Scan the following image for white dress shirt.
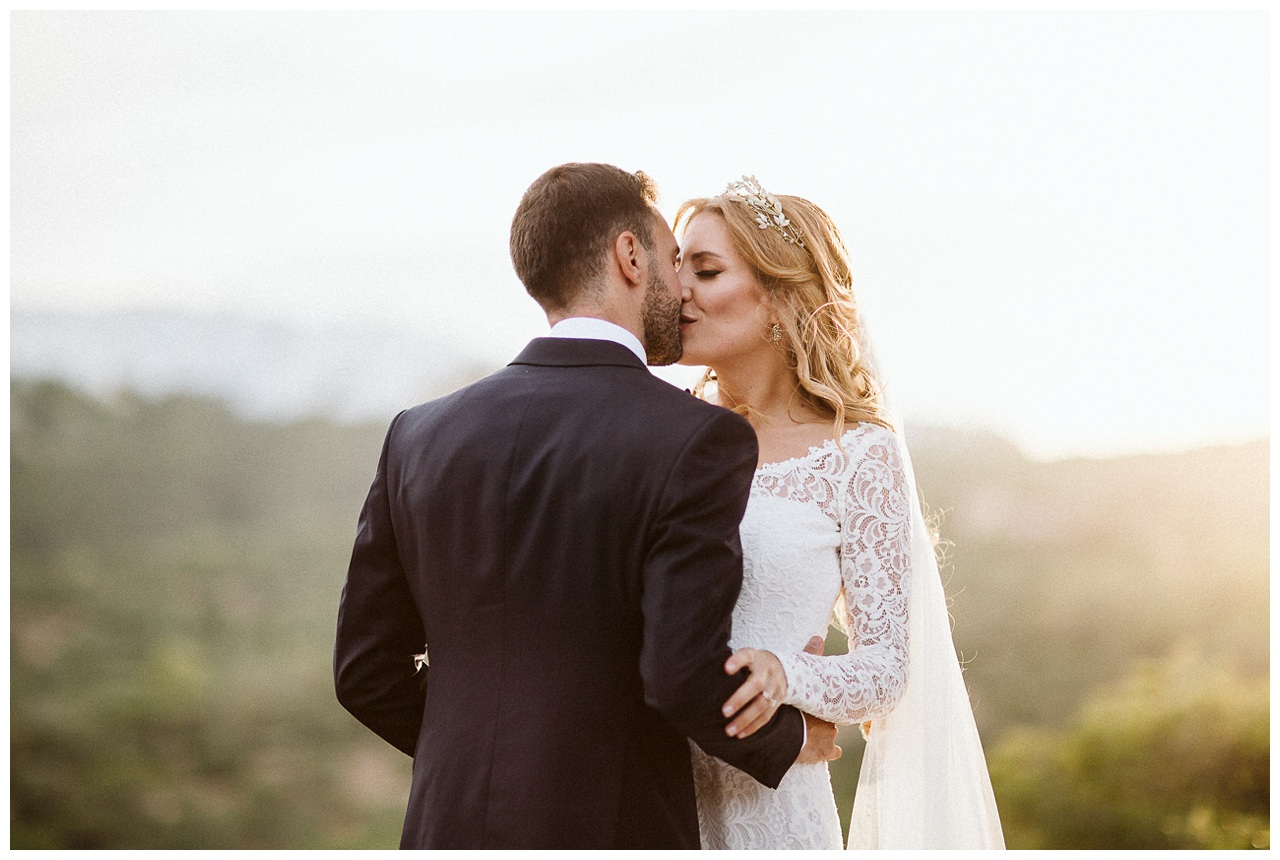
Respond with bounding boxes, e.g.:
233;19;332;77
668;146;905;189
548;317;647;365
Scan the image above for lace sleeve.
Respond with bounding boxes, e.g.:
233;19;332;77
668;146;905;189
774;428;912;725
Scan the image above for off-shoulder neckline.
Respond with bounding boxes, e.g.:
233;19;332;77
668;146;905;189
754;423;889;474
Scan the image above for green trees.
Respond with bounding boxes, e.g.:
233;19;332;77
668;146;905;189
10;380;411;848
989;654;1269;849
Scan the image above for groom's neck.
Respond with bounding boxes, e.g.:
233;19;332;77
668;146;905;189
547;298;643;345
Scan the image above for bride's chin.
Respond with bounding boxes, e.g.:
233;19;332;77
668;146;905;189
676;341;707;368
678;347;724;368
676;351;713;368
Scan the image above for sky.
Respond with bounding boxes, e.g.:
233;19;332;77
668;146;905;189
10;11;1270;460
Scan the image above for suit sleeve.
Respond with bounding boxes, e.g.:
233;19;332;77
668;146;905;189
334;411;427;756
639;409;804;788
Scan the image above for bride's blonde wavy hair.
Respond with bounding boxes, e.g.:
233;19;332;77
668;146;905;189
674;192;891;438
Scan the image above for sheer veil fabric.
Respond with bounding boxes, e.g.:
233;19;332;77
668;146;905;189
846;325;1005;849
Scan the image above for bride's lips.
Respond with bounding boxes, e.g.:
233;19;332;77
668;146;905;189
679;313;697;331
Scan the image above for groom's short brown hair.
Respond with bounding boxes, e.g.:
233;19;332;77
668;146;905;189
510;163;659;312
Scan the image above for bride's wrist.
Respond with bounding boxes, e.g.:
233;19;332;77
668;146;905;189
773;651;804;706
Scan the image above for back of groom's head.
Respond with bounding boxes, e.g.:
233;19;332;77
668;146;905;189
510;162;659;313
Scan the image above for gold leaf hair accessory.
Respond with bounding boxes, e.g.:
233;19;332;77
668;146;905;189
723;175;807;250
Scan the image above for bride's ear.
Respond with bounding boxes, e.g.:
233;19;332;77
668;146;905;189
611;231;644;288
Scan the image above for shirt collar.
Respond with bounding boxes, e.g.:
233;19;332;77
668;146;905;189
547;317;647;366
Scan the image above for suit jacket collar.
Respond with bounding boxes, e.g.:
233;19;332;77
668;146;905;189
509;337;648;370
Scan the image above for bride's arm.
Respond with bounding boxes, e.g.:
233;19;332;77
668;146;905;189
773;427;912;726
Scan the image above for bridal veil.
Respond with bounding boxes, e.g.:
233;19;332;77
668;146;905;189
846;328;1005;849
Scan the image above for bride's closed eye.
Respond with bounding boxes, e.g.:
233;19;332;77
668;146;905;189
694;269;722;279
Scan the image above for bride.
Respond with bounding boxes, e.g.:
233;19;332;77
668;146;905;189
675;177;1005;849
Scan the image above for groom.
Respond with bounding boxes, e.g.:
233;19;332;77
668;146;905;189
335;163;819;849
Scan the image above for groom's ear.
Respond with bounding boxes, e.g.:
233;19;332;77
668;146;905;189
611;230;644;288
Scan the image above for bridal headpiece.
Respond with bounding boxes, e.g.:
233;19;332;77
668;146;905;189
723;175;807;250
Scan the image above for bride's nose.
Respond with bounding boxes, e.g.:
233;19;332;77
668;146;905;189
678;270;694;300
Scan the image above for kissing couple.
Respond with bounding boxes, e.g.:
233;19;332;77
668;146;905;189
335;163;1004;849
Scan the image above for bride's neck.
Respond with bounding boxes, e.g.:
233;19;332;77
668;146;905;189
711;356;818;428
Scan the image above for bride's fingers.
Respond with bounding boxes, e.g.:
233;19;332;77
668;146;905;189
727;694;775;738
721;670;762;721
721;648;762;718
722;648;786;728
724;647;758;676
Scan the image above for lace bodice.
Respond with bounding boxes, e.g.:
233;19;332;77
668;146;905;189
692;422;913;849
757;423;913;725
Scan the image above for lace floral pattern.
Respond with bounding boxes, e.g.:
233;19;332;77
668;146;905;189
771;425;912;725
692;423;912;849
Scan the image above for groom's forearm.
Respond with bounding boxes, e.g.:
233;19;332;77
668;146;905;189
333;649;425;756
334;577;427;757
334;553;428;756
693;700;805;789
640;653;803;787
334;412;427;757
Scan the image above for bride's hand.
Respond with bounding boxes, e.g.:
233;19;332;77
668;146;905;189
721;635;825;738
721;648;788;739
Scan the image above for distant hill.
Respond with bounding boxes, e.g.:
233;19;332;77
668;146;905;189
909;430;1269;735
10;308;494;422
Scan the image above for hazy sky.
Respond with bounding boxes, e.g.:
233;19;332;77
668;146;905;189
10;11;1269;459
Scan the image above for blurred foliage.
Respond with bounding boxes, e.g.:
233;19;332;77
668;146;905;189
989;653;1269;849
11;380;409;848
9;379;1269;848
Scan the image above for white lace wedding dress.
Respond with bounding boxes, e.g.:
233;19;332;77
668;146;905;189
691;423;912;849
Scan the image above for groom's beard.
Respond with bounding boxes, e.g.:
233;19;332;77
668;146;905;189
641;267;682;366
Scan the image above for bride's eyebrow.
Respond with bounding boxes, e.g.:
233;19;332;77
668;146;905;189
687;251;725;265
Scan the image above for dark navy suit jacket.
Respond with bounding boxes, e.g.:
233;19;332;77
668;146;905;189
334;337;804;849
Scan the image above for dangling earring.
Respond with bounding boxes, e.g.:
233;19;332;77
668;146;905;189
770;323;782;345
